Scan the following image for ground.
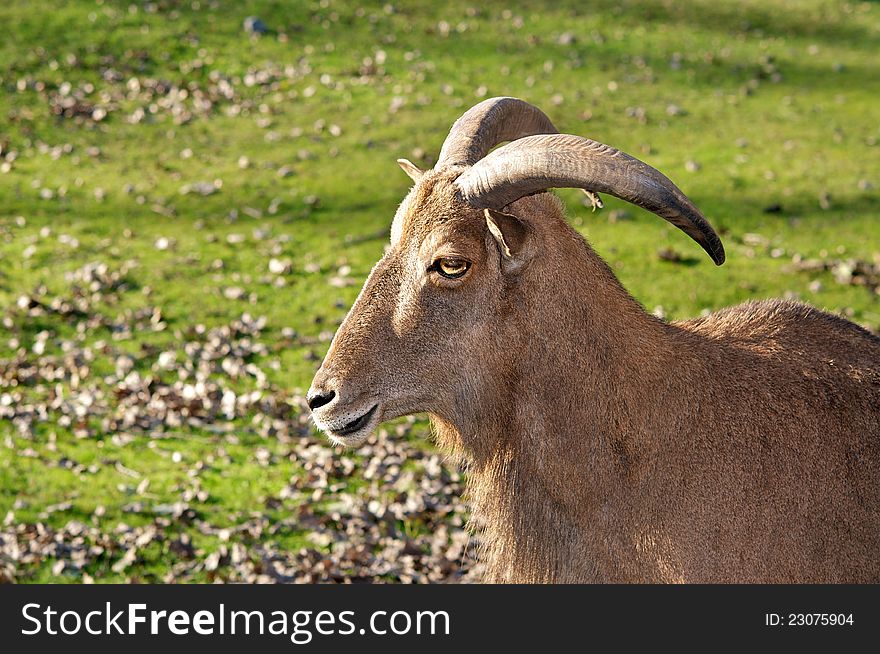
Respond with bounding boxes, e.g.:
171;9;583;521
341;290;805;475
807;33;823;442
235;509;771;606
0;0;877;582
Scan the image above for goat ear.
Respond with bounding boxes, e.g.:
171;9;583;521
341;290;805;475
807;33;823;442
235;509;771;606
396;158;424;183
484;208;534;273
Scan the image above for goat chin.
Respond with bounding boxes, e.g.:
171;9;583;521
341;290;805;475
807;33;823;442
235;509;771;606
326;431;373;448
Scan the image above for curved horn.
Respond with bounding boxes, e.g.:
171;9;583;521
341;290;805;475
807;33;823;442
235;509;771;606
436;97;559;169
455;133;725;265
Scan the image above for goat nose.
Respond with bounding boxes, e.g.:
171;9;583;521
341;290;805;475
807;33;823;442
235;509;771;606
307;389;336;411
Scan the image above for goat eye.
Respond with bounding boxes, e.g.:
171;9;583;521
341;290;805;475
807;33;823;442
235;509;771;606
435;258;470;279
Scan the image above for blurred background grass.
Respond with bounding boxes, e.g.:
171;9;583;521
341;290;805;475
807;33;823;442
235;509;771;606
0;0;877;582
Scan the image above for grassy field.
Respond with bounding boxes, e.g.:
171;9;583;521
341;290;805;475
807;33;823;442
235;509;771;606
0;0;878;582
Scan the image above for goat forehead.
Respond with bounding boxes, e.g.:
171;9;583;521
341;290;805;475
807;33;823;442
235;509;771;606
393;171;477;243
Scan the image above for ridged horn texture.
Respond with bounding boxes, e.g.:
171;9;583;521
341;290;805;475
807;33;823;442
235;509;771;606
436;97;559;169
455;132;726;265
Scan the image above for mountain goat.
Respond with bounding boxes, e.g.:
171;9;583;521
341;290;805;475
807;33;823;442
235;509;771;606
308;97;880;583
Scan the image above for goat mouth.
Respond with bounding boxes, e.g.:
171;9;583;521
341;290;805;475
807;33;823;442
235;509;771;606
330;404;378;438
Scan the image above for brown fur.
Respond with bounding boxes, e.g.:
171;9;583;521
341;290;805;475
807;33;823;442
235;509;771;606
310;169;880;583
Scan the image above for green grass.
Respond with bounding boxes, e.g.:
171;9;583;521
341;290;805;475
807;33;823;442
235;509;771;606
0;0;878;582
